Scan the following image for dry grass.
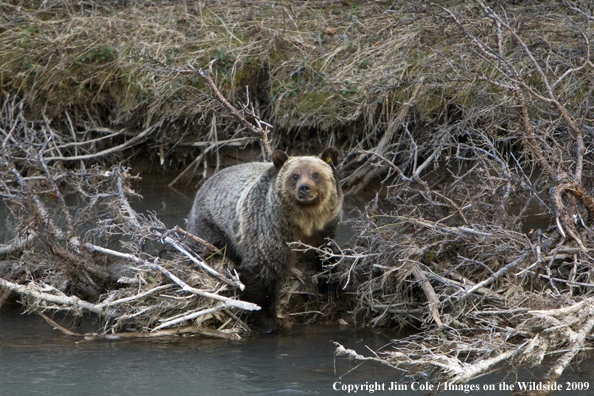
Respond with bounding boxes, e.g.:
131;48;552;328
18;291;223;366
1;1;588;148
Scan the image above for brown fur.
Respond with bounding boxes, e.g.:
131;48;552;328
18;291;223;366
187;147;343;332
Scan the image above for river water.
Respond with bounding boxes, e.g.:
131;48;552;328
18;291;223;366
0;302;397;396
0;173;592;395
1;300;592;396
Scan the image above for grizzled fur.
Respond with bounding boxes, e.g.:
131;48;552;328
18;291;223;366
187;147;343;333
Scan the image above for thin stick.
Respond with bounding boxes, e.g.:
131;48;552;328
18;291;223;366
196;68;272;161
43;121;162;162
457;252;530;300
152;302;226;331
161;235;244;290
411;263;443;327
170;226;220;255
38;312;84;337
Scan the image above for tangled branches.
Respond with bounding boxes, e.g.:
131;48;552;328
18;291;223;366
330;1;594;392
0;101;257;339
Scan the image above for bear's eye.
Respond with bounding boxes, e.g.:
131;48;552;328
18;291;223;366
292;174;299;181
312;172;319;179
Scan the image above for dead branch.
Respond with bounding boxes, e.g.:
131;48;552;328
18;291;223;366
411;263;443;327
38;136;82;251
169;226;220;256
84;243;258;311
0;232;36;256
145;57;273;162
43;121;163;162
197;67;273;161
38;312;85;337
448;340;533;385
160;234;244;290
0;277;103;315
342;83;426;195
152;302;226;331
457;252;530;300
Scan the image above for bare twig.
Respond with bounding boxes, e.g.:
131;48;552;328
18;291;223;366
43;122;162;162
160;235;244;290
457;252;530;300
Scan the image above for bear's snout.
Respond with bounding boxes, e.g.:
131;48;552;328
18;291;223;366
298;183;312;197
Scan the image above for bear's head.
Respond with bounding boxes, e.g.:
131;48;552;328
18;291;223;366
271;147;343;236
272;147;341;206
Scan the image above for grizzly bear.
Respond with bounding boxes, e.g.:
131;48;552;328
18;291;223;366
187;147;343;333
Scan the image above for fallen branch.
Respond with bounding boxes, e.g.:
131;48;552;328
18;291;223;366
43;121;162;162
411;263;443;327
0;231;36;255
161;234;244;290
0;277;103;315
84;243;259;311
147;262;257;311
448;340;532;384
146;57;273;161
456;252;530;300
169;226;220;256
334;343;400;369
152;302;226;331
196;67;273;161
38;312;84;337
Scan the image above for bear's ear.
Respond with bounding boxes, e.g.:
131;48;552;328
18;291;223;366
272;150;289;170
320;147;340;167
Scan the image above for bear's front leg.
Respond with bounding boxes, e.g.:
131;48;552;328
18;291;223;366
237;257;286;333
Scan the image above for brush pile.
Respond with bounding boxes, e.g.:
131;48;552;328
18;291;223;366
0;99;259;339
